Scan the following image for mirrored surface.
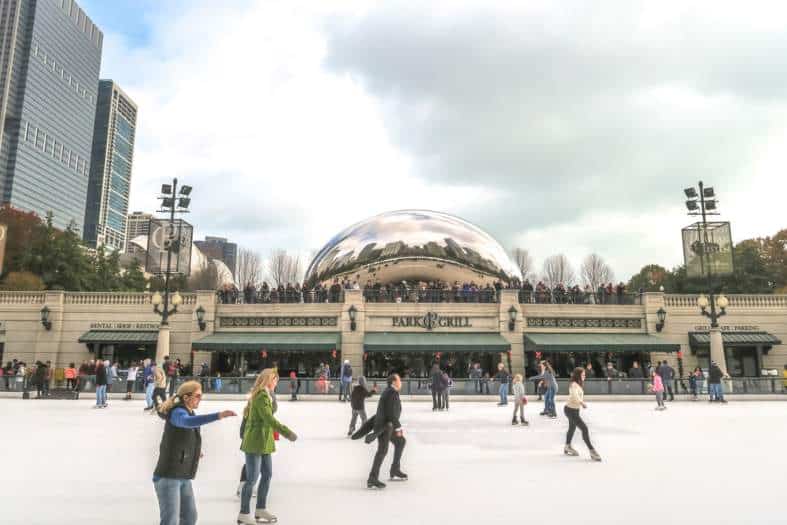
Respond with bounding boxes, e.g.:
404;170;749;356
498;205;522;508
305;210;522;286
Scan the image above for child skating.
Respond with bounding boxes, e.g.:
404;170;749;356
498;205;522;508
511;374;529;426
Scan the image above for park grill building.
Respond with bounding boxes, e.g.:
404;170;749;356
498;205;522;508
0;211;784;384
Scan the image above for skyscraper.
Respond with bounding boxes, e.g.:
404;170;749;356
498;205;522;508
125;210;152;257
84;80;136;251
0;0;102;232
194;236;238;278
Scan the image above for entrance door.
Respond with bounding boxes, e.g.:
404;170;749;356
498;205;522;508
725;347;758;377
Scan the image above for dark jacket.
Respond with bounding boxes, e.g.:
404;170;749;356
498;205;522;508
430;368;443;390
373;386;402;435
351;384;375;410
154;407;202;479
708;365;723;384
495;369;510;384
628;367;644;378
95;364;107;386
34;364;47;385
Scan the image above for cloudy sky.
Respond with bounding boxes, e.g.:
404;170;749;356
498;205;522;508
81;0;787;281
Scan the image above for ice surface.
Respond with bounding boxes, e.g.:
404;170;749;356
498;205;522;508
2;398;785;524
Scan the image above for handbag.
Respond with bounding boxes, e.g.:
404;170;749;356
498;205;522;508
274;431;280;441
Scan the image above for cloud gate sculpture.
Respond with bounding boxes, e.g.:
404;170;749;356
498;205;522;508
304;210;522;287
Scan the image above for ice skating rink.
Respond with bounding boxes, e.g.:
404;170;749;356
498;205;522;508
2;398;785;524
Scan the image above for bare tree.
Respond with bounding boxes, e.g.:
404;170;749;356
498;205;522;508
236;247;263;287
541;254;576;287
266;249;303;287
510;248;536;281
580;253;615;291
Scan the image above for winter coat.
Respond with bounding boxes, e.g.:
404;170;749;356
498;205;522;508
512;382;525;399
350;384;375;410
469;367;482;380
34;365;47;386
495;369;510;384
154;367;167;388
652;375;664;393
95;365;107;386
341;364;353;383
708;365;723;384
241;390;293;455
430;368;443;390
628;367;644;378
373;386;402;435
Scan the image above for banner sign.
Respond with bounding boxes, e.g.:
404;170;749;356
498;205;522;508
145;218;193;276
682;221;734;278
0;224;7;276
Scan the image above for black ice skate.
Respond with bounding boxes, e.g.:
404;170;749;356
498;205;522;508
512;417;519;425
389;469;408;481
367;478;387;489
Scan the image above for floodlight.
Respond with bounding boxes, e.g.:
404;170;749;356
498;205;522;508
161;184;172;195
685;200;699;211
684;188;698;199
705;200;717;210
179;185;192;196
703;187;715;198
161;197;174;208
178;197;191;209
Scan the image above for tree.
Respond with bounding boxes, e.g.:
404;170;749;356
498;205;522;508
236;247;262;287
580;253;614;290
627;264;669;292
510;248;536;281
541;254;576;287
120;262;147;291
0;204;43;276
1;271;45;290
266;249;302;286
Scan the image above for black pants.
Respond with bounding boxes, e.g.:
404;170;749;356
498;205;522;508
432;389;442;409
66;378;76;390
168;377;176;396
153;387;167;408
564;406;594;450
441;390;449;410
369;425;406;481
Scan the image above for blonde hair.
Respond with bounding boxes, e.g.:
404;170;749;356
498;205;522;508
244;368;278;418
513;373;523;383
158;380;202;416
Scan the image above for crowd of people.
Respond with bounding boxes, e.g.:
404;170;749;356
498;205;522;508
218;279;346;304
363;280;500;303
517;280;635;304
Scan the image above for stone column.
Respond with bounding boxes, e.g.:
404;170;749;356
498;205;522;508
709;327;726;374
155;325;170;365
499;290;524;375
341;289;364;379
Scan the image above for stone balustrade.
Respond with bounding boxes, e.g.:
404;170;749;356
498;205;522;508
0;292;46;304
63;292;197;305
664;294;787;309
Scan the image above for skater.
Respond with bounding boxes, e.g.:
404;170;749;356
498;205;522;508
153;363;168;411
495;363;510;406
649;369;666;410
33;361;47;398
340;360;353;401
532;361;558;418
440;370;451;411
153;381;236;525
126;361;139;400
365;373;407;489
289;371;299;401
708;361;728;403
563;367;601;461
348;376;377;436
238;369;297;525
688;367;701;400
65;363;77;391
143;359;155;410
430;363;444;410
658;360;675;401
469;363;483;393
94;360;108;408
238;374;281;498
511;374;529;425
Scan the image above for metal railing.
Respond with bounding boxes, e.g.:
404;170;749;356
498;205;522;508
517;290;641;305
218;289;345;305
363;288;499;303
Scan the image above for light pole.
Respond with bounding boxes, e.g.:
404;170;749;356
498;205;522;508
684;181;728;373
152;178;192;365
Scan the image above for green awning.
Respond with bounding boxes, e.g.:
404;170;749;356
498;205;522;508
78;330;158;344
689;332;781;348
192;332;340;351
364;332;510;353
524;333;680;353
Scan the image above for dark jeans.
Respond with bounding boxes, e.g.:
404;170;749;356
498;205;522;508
664;381;674;401
432;388;442;409
241;453;272;514
153;387;167;408
441;390;449;410
369;424;406;481
564;406;594;450
168;377;176;396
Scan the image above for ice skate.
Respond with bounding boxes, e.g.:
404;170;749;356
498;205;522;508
564;444;579;456
520;420;529;426
589;449;602;462
512;417;518;425
389;468;408;481
367;478;386;489
255;509;278;523
237;512;256;525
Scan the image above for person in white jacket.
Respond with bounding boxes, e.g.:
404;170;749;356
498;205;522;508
564;367;601;461
511;374;529;426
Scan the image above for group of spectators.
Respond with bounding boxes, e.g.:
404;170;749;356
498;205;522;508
218;280;345;304
1;360;52;396
517;280;634;304
363;279;500;303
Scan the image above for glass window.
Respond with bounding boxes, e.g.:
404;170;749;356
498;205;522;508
61;148;69;165
108;191;127;211
69;153;77;169
45;136;53;154
35;129;44;149
115;116;134;141
110;172;130;196
26;125;34;142
112;152;131;175
113;135;132;158
54;141;62;158
107;210;125;231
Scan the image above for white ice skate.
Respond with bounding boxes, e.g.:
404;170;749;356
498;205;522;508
255;509;278;523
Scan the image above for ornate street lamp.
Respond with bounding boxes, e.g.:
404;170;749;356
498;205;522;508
195;305;207;331
40;306;52;330
508;305;518;331
348;305;357;331
655;307;667;332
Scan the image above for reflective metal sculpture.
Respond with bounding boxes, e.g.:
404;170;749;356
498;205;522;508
305;210;522;286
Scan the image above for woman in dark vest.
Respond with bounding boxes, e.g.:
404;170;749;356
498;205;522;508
154;380;236;525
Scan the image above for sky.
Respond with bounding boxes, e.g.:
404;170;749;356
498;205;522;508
80;0;787;282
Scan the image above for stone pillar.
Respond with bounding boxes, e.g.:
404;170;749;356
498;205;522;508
499;290;524;375
155;325;170;365
36;291;64;367
341;289;364;379
709;327;726;375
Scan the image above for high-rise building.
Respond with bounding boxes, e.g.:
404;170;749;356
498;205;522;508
125;210;151;256
194;236;237;278
83;80;136;251
0;0;102;232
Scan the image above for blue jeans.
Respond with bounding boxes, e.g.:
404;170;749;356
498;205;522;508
544;388;556;414
153;477;196;525
499;383;508;404
241;453;272;514
146;383;155;408
709;383;724;400
96;385;107;406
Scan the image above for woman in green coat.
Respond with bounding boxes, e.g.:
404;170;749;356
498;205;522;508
238;369;297;525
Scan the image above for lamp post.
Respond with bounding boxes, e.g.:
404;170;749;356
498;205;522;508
348;305;357;331
508;305;518;331
655;307;666;332
684;181;728;373
152;178;192;365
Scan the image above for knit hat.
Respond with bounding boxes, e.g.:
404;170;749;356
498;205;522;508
358;376;367;389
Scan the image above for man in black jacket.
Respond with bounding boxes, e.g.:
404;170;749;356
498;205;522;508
367;374;407;489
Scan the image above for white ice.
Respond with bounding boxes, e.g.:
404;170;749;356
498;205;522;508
2;397;785;525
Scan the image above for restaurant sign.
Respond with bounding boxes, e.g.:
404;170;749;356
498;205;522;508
392;312;472;330
89;322;161;330
693;325;760;332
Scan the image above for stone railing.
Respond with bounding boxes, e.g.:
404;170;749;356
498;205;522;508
64;292;197;305
0;292;46;304
665;294;787;309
